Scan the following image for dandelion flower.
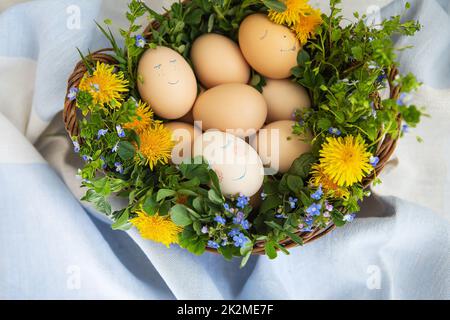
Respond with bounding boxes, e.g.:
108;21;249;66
79;62;128;107
292;8;322;44
123;101;154;133
268;0;311;26
318;135;373;187
138;123;174;170
310;163;350;199
130;211;182;247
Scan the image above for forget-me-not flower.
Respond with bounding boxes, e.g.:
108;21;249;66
370;156;380;167
72;140;80;153
306;203;321;216
214;215;226;225
311;185;323;200
67;87;78;101
236;194;250;209
328;127;342;136
207;240;220;249
97;129;108;139
114;162;124;174
135;35;146;48
116;125;125;138
288;197;298;209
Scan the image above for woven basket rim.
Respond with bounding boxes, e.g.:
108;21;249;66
63;6;402;256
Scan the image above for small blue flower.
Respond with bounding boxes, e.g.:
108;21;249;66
328;127;342;136
304;216;314;226
214;215;226;225
306;203;321;216
275;214;287;219
228;228;240;237
82;155;92;162
221;240;228;246
233;233;249;248
370;156;380;167
301;226;313;232
260;192;267;200
201;226;209;234
67;87;78;101
112;141;119;153
402;124;409;134
72;140;80;153
97;129;108;139
241;219;250;230
376;73;386;83
396;92;409;106
135;35;146;48
223;203;233;213
207;240;220;249
343;213;356;222
232;211;244;224
236;194;250;209
116;125;125;138
114;162;124;174
288;197;298;209
311;185;323;200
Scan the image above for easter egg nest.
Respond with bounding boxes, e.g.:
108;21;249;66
63;0;424;265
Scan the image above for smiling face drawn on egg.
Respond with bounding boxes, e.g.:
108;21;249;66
239;13;301;79
152;58;181;86
258;29;298;54
137;46;197;119
193;131;264;197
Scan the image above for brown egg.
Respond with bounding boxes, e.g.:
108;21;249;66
239;14;301;79
257;120;311;174
165;122;200;163
191;34;250;88
262;79;311;122
193;83;268;138
137;46;197;119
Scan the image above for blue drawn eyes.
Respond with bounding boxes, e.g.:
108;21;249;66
154;64;162;70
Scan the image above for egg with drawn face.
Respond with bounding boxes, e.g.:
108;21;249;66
137;46;197;119
239;14;301;79
193;131;264;197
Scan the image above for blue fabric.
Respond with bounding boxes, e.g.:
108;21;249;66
0;0;449;299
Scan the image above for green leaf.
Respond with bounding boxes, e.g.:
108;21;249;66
286;175;304;193
117;141;135;161
143;196;158;216
111;209;131;231
208;189;223;205
170;204;192;227
297;50;310;66
288;153;316;178
260;195;282;213
265;221;303;246
264;241;278;259
262;0;287;12
156;189;177;202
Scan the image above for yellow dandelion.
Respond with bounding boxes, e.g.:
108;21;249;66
123;100;154;133
130;211;182;248
138;123;174;170
79;61;128;107
268;0;311;26
310;163;350;199
292;8;323;44
318;135;373;187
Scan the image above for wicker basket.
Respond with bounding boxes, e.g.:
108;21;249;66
63;8;402;255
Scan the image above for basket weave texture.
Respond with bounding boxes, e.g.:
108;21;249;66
63;16;401;255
